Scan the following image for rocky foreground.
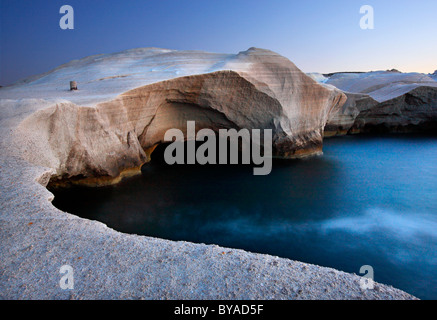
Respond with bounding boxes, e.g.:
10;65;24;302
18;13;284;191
0;48;416;299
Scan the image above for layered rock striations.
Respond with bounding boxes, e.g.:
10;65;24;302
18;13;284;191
311;71;437;136
3;48;345;186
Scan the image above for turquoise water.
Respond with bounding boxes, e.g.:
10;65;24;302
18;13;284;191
51;134;437;299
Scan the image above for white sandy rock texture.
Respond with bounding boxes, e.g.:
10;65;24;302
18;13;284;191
0;48;416;299
314;71;437;136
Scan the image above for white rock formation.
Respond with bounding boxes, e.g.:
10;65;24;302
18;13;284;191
306;72;329;84
2;47;346;185
321;71;437;135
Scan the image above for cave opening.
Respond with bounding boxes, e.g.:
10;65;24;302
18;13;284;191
145;136;269;168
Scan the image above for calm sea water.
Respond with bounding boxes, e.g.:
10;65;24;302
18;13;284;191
51;134;437;299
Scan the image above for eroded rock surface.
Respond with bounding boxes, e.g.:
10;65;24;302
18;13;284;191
311;71;437;136
5;48;345;185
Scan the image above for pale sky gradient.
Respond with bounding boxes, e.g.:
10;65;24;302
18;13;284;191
1;0;436;85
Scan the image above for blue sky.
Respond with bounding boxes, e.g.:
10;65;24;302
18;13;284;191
1;0;436;85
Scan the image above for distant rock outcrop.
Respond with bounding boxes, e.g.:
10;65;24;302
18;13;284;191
319;71;437;136
4;48;345;185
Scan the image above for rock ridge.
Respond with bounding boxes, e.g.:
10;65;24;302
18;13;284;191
307;71;437;136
